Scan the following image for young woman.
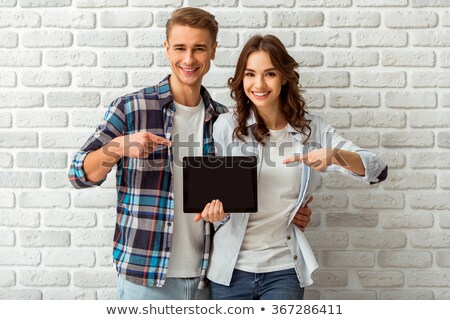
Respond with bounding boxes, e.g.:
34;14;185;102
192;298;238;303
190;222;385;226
202;35;388;300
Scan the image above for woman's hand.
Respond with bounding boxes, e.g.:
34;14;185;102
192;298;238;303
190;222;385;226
283;148;335;172
292;196;313;231
194;199;228;222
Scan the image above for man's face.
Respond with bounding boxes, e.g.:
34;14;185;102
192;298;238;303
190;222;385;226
164;25;217;89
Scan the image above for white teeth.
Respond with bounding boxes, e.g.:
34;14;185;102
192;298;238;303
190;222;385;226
182;67;195;72
253;92;269;97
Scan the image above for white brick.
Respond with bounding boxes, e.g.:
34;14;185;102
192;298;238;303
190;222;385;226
217;30;238;48
378;250;432;268
0;172;41;188
16;111;68;128
309;192;348;208
43;249;95;267
443;92;450;107
300;71;349;88
100;51;153;68
411;0;450;7
323;290;376;300
356;30;407;47
0;230;15;246
96;248;113;266
132;72;169;89
304;92;325;109
20;0;71;6
327;51;378;67
155;50;169;67
19;192;70;209
21;71;71;87
0;132;38;147
290;51;324;67
353;71;406;88
241;30;295;47
0;249;41;266
322;251;375;267
381;131;434;148
271;11;323;27
326;212;378;228
75;0;127;7
132;0;182;6
16;152;67;168
382;50;435;67
298;0;351;6
41;132;91;148
311;271;347;287
100;210;116;228
45;210;96;228
0;192;15;208
305;231;349;248
355;0;407;5
0;112;12;127
410;192;450;210
0;50;41;67
358;271;404;288
73;270;116;288
19;270;70;287
385;11;437;28
385;91;437;108
378;151;405;169
353;111;406;128
382;212;434;229
101;12;153;28
352;231;407;248
215;11;267;28
340;131;379;148
410;152;450;168
0;289;42;299
203;70;233;88
328;11;380;28
324;172;374;189
380;290;434;300
0;0;16;6
73;191;116;208
441;51;450;67
73;230;113;247
0;210;40;227
43;11;95;29
0;152;13;168
410;111;450;128
214;50;243;67
0;92;44;108
44;171;72;188
0;11;41;27
437;291;450;299
440;173;450;189
318;111;351;128
439;132;450;148
242;0;293;6
411;71;450;88
77;31;127;47
76;71;126;88
23;31;72;48
43;289;97;300
412;30;450;47
407;271;450;287
0;31;17;48
436;251;450;267
329;92;380;108
352;193;405;209
0;70;16;87
0;271;15;286
299;30;351;47
45;50;97;67
47;92;100;108
20;230;70;247
131;30;165;48
444;11;450;27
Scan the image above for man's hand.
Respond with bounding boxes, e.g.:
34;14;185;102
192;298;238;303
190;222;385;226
113;131;172;158
292;196;313;231
194;199;228;222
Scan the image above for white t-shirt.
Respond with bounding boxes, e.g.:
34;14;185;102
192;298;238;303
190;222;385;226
236;126;302;273
166;99;205;278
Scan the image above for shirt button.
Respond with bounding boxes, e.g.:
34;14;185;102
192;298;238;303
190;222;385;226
287;235;291;240
293;255;298;260
165;247;170;252
167;222;172;227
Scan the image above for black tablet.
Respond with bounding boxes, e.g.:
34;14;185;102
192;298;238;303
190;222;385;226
183;156;258;213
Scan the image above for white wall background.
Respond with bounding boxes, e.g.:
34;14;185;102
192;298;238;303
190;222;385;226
0;0;450;300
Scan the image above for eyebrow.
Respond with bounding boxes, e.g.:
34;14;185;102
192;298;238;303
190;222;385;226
245;67;277;72
172;44;208;48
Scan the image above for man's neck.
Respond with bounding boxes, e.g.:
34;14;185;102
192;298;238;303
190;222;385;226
169;76;202;107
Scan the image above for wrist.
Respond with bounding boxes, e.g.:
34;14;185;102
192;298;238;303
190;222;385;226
107;137;124;160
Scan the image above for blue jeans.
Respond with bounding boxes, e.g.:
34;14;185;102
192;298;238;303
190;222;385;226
116;275;210;300
209;268;304;300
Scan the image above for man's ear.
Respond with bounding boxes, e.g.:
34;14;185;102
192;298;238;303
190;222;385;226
164;40;170;58
211;41;218;60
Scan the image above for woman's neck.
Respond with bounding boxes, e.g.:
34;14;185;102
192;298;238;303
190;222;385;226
256;105;287;130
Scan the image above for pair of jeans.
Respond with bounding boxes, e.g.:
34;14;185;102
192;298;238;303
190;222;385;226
209;268;304;300
116;275;210;300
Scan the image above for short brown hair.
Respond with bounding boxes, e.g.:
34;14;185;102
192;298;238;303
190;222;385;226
166;7;219;44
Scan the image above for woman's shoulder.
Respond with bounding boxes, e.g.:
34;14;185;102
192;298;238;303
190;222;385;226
215;111;236;129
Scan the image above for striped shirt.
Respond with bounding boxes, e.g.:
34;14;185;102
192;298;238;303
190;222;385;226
69;76;228;288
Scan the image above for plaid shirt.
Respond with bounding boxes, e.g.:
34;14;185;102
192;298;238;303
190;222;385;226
69;76;228;288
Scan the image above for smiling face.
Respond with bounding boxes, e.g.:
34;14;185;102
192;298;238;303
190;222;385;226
164;24;217;90
243;50;285;113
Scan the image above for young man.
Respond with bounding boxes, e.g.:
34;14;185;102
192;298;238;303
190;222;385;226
69;7;312;300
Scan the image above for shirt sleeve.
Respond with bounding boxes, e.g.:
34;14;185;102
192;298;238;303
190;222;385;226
68;97;127;189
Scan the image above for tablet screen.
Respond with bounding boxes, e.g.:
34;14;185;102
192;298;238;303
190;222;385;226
183;156;258;213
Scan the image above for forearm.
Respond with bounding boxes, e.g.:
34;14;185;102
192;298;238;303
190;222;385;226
332;149;365;176
84;137;123;183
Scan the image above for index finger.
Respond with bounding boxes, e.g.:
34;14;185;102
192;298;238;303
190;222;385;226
283;154;304;164
146;132;172;147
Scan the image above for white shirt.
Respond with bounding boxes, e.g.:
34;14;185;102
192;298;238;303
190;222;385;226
167;99;205;277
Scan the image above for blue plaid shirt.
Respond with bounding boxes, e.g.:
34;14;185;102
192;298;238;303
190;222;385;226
69;76;228;288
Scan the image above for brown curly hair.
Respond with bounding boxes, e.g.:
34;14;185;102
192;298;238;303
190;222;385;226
229;34;311;145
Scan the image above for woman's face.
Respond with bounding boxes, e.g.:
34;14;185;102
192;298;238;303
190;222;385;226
243;50;284;112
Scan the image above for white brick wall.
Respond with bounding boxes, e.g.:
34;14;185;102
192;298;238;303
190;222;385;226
0;1;449;301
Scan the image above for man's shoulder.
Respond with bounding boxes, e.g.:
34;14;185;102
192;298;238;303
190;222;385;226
211;100;229;114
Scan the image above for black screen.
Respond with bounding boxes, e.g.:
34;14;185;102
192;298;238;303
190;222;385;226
183;156;258;213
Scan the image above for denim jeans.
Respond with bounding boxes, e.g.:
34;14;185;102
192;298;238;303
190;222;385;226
209;268;304;300
116;275;210;300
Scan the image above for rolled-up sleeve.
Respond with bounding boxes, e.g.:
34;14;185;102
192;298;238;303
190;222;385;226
68;97;126;189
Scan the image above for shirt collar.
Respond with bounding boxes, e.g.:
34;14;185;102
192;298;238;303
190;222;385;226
244;109;301;137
